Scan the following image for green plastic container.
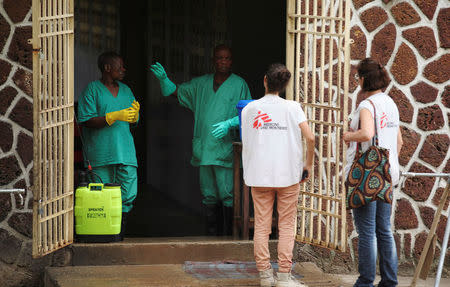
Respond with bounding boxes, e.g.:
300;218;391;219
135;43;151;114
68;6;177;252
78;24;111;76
75;183;122;242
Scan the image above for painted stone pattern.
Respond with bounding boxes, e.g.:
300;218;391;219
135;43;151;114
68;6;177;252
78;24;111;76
0;0;449;286
298;0;450;276
0;1;52;286
340;0;450;275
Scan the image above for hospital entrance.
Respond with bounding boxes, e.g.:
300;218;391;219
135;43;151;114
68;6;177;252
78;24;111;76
74;0;286;237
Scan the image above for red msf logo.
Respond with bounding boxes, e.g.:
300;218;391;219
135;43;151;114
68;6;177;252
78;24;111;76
253;111;272;129
380;112;388;129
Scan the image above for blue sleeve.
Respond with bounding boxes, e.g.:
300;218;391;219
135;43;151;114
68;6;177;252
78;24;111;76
78;83;98;123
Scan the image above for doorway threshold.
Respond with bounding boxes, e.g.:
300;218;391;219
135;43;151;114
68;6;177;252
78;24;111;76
72;238;277;266
118;236;242;243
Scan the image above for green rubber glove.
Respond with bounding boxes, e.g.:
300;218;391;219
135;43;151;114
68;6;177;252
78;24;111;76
211;116;239;139
105;107;136;126
149;62;176;97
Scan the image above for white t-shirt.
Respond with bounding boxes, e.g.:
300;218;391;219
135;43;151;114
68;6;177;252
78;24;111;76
241;94;307;187
345;92;400;185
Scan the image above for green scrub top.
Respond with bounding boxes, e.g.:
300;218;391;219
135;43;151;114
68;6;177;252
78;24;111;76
178;73;251;168
77;80;138;168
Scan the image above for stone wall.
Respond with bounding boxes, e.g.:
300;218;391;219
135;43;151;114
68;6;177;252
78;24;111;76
0;0;449;286
351;0;450;275
0;0;44;286
297;0;450;276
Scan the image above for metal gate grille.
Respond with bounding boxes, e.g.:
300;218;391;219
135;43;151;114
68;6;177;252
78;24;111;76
286;0;351;251
32;0;75;257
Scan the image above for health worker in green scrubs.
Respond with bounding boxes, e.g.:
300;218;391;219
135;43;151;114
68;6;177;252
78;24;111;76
78;51;140;240
150;45;251;235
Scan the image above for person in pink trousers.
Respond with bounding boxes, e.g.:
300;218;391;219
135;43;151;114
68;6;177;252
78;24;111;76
241;63;315;287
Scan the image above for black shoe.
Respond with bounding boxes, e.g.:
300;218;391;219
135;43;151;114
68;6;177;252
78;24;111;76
223;206;233;236
119;212;128;241
204;204;219;236
216;204;224;236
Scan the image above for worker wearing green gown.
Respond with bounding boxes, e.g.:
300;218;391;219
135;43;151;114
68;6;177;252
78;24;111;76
150;45;251;235
78;51;140;240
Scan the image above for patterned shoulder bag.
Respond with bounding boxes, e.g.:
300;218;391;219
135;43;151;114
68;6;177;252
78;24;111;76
345;99;393;209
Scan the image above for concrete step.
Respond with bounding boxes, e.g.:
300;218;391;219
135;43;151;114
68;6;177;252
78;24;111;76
56;237;450;287
71;237;277;266
47;237;449;287
44;263;450;287
44;262;342;287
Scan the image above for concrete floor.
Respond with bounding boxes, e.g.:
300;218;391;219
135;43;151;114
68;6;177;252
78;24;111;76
44;237;450;287
45;263;450;287
44;262;342;287
339;274;450;287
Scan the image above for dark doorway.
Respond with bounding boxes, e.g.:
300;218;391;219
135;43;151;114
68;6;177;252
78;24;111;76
119;0;286;237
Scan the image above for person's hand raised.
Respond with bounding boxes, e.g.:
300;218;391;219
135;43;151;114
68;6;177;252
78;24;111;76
149;62;168;80
149;62;176;97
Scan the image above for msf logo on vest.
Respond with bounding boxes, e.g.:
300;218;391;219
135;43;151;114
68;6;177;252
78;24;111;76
253;111;272;129
380;112;397;129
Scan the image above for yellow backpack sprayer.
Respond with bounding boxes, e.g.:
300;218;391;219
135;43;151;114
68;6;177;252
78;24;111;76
74;114;123;243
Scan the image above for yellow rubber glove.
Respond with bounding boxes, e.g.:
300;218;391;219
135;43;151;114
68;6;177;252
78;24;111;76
105;107;136;126
130;100;140;123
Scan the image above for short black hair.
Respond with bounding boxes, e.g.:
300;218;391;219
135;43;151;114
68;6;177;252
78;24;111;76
357;58;390;92
213;44;232;57
265;63;291;93
97;51;121;73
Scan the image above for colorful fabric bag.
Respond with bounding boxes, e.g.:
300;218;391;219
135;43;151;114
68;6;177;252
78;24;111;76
345;100;392;209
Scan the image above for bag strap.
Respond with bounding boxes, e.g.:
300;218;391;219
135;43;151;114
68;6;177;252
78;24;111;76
357;119;361;153
367;99;379;146
356;98;378;152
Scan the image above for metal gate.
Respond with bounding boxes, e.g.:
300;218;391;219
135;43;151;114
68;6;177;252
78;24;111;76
286;0;351;251
31;0;75;257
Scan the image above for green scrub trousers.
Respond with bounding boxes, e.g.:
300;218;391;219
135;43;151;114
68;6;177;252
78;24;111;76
90;165;137;213
177;73;251;206
199;165;233;207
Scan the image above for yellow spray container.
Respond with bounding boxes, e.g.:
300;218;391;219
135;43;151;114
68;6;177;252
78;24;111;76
75;183;122;242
